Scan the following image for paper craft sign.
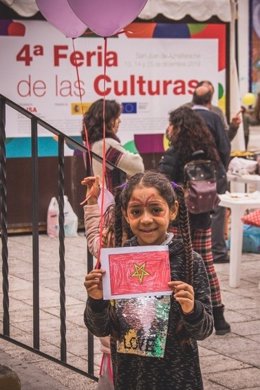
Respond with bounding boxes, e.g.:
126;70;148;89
101;246;172;299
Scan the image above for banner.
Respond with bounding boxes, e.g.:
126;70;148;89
0;20;226;157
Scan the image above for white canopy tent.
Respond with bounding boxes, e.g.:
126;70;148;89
0;0;233;21
139;0;232;22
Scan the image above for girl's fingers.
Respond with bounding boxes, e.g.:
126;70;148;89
169;280;194;314
84;274;102;283
85;269;105;280
84;280;100;289
84;270;104;284
174;297;193;305
94;176;100;186
80;192;93;206
81;176;99;185
168;281;193;293
174;290;193;300
81;176;96;184
80;181;101;205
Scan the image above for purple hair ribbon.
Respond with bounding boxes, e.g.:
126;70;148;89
171;181;179;189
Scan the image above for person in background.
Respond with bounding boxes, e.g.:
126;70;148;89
241;92;260;150
84;171;213;390
190;80;242;141
158;106;231;335
192;85;231;264
82;98;144;193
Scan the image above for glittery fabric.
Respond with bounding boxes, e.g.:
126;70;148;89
116;296;170;358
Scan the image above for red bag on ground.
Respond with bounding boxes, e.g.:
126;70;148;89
241;209;260;227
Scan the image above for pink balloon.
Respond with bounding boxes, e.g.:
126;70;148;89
36;0;87;38
67;0;149;37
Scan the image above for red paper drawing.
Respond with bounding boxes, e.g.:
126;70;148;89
101;246;171;299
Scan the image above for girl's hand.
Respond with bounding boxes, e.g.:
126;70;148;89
84;269;105;299
168;280;194;314
80;176;100;205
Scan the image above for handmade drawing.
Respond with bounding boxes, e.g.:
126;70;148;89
101;246;172;299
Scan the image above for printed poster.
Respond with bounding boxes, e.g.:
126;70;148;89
0;20;226;157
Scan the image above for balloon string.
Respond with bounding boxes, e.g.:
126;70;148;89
96;37;108;268
71;38;92;173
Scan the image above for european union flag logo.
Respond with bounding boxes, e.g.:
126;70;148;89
122;102;137;114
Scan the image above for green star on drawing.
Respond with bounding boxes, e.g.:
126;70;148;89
131;263;150;284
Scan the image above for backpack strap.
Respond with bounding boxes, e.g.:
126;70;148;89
191;150;206;160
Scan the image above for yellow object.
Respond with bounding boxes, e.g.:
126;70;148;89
218;95;226;113
71;102;91;115
163;134;170;150
242;93;256;106
230;150;254;157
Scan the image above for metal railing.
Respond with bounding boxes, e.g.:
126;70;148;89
0;94;125;380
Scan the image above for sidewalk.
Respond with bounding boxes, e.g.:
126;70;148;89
1;233;260;389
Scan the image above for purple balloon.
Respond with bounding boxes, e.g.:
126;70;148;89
67;0;149;37
36;0;87;38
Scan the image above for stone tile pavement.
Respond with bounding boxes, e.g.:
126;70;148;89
0;233;260;389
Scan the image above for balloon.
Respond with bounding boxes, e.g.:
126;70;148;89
36;0;87;38
67;0;149;37
242;93;256;106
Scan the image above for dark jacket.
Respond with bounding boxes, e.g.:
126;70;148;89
158;146;227;229
192;108;231;170
84;237;213;390
186;101;238;141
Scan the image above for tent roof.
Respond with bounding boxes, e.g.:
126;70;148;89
139;0;232;22
0;0;233;22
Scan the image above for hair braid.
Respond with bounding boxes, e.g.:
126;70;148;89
114;189;123;247
174;185;194;285
113;186;134;247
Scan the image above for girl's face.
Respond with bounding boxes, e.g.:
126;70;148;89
124;185;178;246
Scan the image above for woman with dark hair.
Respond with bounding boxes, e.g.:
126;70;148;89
158;105;231;335
82;99;144;192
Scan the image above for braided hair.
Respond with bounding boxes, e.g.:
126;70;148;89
114;171;194;285
172;183;193;285
114;185;133;247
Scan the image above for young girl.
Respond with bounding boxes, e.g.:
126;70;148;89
83;171;213;390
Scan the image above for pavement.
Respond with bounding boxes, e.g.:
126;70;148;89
0;233;260;390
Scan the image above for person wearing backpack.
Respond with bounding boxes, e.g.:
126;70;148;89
192;85;231;264
158;105;231;335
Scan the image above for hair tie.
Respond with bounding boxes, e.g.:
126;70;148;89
171;181;179;189
118;181;128;190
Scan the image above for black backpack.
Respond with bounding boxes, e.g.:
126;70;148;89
184;150;220;214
